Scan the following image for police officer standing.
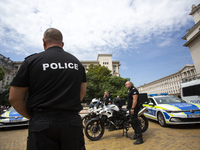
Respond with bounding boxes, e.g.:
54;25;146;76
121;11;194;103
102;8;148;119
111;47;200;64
9;28;87;150
125;81;143;145
103;91;112;105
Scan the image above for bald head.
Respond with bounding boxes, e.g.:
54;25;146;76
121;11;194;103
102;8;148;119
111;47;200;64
125;81;132;89
43;28;64;50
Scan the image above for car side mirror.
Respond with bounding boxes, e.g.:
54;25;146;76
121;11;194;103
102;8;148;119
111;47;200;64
149;103;154;106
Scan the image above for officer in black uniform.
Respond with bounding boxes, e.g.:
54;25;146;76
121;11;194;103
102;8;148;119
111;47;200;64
9;28;86;150
103;91;112;105
125;81;143;145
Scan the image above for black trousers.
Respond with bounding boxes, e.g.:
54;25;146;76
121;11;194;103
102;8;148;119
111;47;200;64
27;111;85;150
129;109;142;135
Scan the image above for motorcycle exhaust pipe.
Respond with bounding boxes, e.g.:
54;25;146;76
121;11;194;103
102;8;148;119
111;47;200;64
110;121;118;128
138;107;148;117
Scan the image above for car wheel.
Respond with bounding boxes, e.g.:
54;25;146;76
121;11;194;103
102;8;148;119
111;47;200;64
157;112;167;127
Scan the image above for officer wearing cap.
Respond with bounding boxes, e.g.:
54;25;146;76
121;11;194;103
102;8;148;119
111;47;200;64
9;28;87;150
125;81;143;145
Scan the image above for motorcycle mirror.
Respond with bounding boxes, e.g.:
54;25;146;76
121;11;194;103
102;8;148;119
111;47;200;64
149;103;154;106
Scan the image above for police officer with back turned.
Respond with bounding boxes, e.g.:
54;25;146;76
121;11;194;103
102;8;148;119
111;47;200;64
125;81;143;145
9;28;87;150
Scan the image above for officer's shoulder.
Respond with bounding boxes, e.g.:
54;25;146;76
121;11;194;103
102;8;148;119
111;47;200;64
25;53;37;59
131;87;137;91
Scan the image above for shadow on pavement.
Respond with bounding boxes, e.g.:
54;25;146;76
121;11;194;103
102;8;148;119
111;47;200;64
0;125;28;131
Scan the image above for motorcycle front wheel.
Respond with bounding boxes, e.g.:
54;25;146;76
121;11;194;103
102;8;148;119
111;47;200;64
84;119;104;141
82;115;91;128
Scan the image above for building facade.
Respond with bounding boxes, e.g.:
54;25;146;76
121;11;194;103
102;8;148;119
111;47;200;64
182;4;200;74
0;54;120;93
137;65;197;96
81;54;121;76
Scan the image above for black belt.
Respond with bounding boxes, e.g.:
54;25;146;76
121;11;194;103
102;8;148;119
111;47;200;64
32;109;79;116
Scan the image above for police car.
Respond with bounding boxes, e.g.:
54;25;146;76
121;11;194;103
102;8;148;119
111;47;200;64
143;93;200;126
0;106;29;128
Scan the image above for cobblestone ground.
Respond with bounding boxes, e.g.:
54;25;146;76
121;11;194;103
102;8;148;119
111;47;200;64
0;119;200;150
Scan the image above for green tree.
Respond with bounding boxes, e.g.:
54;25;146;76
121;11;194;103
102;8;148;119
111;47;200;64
0;67;5;81
0;84;11;106
86;63;112;82
84;63;130;102
84;63;112;101
103;76;130;100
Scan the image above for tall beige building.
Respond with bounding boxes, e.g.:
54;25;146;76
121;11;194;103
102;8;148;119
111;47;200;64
81;54;120;77
182;4;200;74
138;3;200;96
0;54;120;93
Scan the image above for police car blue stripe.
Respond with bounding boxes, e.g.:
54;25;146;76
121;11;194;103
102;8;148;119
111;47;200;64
167;103;200;115
163;112;170;119
9;111;22;117
146;109;157;116
167;103;198;110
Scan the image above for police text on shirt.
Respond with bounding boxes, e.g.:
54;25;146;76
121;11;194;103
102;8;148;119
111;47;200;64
42;63;79;71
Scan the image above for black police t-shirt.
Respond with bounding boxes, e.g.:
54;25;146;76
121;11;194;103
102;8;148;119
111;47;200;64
11;46;86;112
127;86;140;110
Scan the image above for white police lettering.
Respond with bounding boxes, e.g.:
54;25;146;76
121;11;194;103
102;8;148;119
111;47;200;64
42;63;79;71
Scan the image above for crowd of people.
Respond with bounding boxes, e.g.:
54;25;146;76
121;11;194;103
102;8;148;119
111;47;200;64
0;105;10;114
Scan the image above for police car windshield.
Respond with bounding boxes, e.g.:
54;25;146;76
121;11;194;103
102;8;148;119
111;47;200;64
154;96;186;104
9;106;16;111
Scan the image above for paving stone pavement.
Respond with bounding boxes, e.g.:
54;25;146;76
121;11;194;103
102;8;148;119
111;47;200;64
0;109;200;150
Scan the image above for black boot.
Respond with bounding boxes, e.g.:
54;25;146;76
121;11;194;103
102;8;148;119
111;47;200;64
130;134;138;140
134;134;143;145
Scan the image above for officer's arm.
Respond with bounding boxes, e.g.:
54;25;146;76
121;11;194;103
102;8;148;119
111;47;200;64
132;95;138;109
9;86;31;119
80;82;87;101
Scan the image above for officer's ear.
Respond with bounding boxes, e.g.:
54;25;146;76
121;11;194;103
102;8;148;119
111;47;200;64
61;42;64;48
43;38;47;50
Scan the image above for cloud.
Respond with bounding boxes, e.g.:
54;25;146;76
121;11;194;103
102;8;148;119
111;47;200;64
0;0;199;60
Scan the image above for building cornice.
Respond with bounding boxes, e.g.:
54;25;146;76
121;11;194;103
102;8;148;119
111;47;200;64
183;30;200;47
182;20;200;40
189;4;200;15
81;61;98;63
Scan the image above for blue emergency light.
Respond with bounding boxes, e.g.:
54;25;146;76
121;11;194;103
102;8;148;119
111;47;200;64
148;94;158;97
160;93;168;95
148;93;168;97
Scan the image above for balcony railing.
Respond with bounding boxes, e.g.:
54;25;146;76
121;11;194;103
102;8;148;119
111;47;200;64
182;73;200;83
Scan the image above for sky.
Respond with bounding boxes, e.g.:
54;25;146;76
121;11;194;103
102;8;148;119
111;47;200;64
0;0;199;87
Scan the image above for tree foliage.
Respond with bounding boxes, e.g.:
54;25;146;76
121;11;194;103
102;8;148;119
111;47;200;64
0;84;11;106
103;76;130;99
84;63;130;102
0;67;5;81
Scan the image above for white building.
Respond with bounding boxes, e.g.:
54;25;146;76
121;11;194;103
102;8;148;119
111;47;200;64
81;54;120;77
0;54;120;93
137;65;197;96
182;4;200;74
